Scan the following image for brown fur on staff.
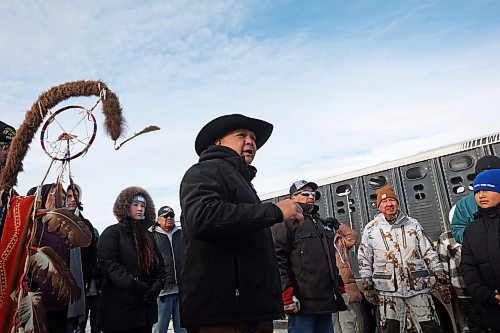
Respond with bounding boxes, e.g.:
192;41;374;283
0;80;126;199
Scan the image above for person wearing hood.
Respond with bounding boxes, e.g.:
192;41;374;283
150;205;185;333
65;184;99;333
97;186;168;333
272;180;346;333
179;114;303;333
460;169;500;331
27;183;69;333
357;185;447;333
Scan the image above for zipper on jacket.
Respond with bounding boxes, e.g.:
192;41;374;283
233;255;240;297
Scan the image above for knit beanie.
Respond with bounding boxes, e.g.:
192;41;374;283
475;155;500;175
376;185;398;207
473;169;500;193
0;121;15;143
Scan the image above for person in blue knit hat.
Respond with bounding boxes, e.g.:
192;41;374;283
460;169;500;331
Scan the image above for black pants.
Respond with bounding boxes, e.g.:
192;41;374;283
382;319;442;333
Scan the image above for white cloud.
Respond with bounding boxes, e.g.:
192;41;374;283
1;1;500;233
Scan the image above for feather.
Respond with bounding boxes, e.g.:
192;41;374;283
114;125;161;150
29;247;81;305
17;291;48;333
41;208;92;248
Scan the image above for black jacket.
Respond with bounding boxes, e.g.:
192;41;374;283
461;204;500;330
97;219;168;331
151;226;184;288
272;208;343;314
179;145;284;327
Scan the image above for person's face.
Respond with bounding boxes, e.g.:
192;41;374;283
66;189;79;211
379;198;399;218
216;129;256;165
291;186;316;207
475;190;500;208
0;142;10;167
157;213;175;232
129;201;146;221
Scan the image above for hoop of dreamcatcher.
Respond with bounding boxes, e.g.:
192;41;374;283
40;105;98;161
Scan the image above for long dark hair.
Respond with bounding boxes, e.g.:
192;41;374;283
130;218;154;279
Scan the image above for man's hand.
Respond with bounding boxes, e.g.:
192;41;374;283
327;217;341;231
362;278;378;305
276;199;303;224
282;287;300;314
435;273;449;285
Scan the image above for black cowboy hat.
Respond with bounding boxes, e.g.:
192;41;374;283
195;114;273;156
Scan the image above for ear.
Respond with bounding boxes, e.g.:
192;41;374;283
215;138;222;146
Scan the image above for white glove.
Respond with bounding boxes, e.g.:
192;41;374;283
284;295;301;314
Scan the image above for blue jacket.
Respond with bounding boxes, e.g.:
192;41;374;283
450;193;477;244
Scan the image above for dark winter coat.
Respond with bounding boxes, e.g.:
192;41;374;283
97;219;168;331
97;186;167;331
272;210;343;314
179;145;284;327
151;226;184;288
79;214;98;292
460;204;500;330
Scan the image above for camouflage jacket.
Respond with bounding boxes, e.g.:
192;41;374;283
358;212;444;297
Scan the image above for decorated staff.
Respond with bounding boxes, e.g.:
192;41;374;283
0;80;125;333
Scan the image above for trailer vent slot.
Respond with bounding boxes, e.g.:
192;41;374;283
448;155;474;171
368;176;386;189
405;166;427;180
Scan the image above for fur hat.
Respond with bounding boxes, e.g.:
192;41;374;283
113;186;155;222
475;155;500;175
0;121;16;143
376;185;398;207
473;169;500;193
195;114;273;156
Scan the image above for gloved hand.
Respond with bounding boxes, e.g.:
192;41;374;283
132;277;150;299
282;287;300;314
434;273;451;304
329;217;341;231
435;273;449;285
362;278;378;305
143;278;165;303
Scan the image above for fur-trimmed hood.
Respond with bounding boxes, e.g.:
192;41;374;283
113;186;155;222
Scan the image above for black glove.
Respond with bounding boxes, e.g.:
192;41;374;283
143;279;165;303
132;277;150;299
329;217;341;231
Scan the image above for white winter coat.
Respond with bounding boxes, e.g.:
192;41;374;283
358;212;443;297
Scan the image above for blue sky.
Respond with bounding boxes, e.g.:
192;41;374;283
1;1;500;232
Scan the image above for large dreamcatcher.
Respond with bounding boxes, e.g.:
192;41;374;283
0;80;159;333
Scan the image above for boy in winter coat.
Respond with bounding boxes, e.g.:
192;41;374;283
460;169;500;331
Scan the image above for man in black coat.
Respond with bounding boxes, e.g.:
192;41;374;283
272;180;346;333
179;114;303;333
461;169;500;331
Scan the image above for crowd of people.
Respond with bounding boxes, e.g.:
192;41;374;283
1;116;500;333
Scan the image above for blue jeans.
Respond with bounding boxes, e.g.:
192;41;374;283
153;294;186;333
287;313;333;333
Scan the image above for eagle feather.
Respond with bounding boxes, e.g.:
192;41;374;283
17;291;48;333
41;208;92;248
29;246;81;305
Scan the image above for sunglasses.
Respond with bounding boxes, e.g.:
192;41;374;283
294;191;316;197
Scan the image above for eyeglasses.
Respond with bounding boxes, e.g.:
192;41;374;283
294;191;316;197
